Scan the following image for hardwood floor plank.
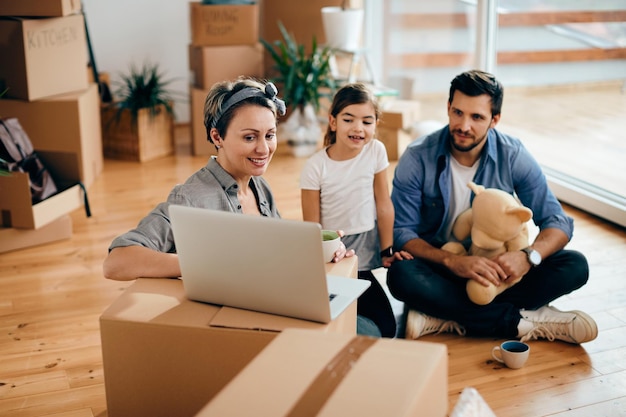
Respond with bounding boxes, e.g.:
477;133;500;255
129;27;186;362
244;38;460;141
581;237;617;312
548;397;626;416
0;384;106;417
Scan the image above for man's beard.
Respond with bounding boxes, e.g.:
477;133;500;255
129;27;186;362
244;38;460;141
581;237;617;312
449;129;487;152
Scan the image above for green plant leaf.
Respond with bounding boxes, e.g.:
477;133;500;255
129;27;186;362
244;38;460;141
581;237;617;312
261;21;337;112
109;61;182;127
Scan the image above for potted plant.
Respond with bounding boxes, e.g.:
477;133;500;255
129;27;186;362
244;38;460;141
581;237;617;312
261;22;336;157
101;62;177;162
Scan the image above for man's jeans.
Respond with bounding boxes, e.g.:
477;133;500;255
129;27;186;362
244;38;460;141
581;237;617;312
387;250;589;338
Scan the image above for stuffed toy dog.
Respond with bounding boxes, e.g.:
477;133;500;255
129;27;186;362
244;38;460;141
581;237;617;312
442;182;533;305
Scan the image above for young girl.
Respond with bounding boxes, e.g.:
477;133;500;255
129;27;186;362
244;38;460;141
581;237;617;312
300;83;411;337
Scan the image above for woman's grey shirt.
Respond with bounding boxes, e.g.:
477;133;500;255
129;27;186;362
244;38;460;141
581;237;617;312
109;157;280;253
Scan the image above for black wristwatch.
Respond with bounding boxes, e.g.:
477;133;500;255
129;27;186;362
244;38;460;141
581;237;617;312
380;246;394;258
521;247;542;267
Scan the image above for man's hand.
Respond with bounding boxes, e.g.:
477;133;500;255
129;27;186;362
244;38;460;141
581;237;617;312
492;250;531;285
445;254;507;287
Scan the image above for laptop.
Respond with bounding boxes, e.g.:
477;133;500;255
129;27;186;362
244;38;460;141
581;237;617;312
169;205;370;323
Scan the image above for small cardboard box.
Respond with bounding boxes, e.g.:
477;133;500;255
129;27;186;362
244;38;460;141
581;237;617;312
0;151;85;229
0;83;103;189
190;2;258;46
100;257;358;417
197;328;448;417
188;43;264;89
0;14;88;100
101;104;175;162
0;0;81;17
0;215;71;253
190;86;216;156
379;99;421;130
377;126;412;161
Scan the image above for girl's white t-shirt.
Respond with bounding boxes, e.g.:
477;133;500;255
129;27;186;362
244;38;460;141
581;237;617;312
300;139;389;235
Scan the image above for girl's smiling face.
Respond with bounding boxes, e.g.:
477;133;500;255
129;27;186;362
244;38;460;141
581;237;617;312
329;102;378;152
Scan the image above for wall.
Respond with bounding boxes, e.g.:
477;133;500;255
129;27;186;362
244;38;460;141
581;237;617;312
82;0;191;122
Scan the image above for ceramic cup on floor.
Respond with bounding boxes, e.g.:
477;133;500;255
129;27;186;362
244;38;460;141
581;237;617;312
491;340;530;369
321;230;341;263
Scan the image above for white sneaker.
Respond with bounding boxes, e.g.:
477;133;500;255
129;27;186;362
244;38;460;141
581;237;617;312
519;306;598;344
405;309;466;340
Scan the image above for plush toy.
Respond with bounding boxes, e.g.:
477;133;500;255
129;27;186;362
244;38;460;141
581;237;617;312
442;182;533;305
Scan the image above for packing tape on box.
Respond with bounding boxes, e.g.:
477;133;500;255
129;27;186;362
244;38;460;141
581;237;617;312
286;336;377;417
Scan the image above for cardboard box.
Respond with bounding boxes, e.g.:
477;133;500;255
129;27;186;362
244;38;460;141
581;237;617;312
189;43;264;89
0;151;85;229
101;104;175;162
196;328;448;417
0;0;81;17
377;126;412;161
0;14;88;100
190;2;258;46
0;215;71;253
100;256;358;417
190;86;216;156
0;83;103;189
379;99;421;130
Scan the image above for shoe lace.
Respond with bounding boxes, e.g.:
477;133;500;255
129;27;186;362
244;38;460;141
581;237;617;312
520;325;556;342
439;320;467;336
422;315;466;336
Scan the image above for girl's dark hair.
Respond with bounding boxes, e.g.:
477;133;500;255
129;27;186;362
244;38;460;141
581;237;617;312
448;70;504;117
324;83;380;146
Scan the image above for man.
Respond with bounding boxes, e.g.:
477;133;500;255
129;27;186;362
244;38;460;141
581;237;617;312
388;70;597;344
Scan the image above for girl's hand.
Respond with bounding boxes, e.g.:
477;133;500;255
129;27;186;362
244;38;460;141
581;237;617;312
381;250;413;268
330;230;355;263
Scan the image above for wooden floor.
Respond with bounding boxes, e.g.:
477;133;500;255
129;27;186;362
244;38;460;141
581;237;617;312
1;118;625;416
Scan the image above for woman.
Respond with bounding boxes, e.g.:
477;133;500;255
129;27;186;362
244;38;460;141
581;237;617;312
103;78;352;281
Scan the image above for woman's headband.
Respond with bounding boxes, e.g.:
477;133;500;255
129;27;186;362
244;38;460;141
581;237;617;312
210;82;286;130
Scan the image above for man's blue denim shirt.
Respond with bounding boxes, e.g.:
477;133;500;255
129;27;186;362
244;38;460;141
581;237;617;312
391;126;574;250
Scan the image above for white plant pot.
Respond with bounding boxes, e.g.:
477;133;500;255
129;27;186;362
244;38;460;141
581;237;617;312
279;104;322;158
321;7;364;51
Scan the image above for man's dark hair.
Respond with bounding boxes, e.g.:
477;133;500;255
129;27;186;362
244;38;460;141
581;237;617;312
448;70;504;117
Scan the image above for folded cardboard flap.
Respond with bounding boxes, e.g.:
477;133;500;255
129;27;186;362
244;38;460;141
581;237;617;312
38;150;81;187
0;150;84;228
210;306;339;332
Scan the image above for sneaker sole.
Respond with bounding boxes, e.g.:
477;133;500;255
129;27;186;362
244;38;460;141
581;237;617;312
548;306;598;343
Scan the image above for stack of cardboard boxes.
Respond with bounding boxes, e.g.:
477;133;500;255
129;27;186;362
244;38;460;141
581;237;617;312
100;256;449;417
188;1;264;156
0;2;103;253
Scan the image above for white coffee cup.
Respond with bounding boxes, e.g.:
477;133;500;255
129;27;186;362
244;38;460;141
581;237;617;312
491;340;530;369
321;230;341;263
